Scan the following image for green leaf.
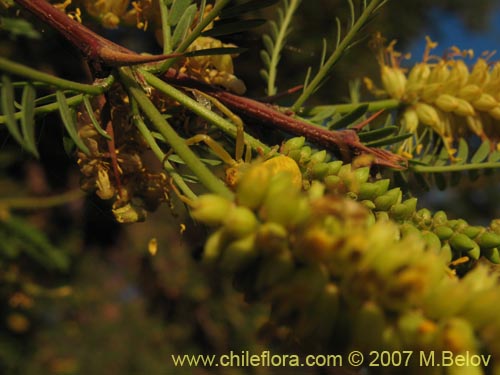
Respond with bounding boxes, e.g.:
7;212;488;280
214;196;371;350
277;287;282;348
455;138;468;165
56;91;90;155
358;126;398;142
62;136;76;156
328;104;368;130
20;83;39;157
1;75;24;145
168;0;193;26
260;50;271;67
488;150;500;162
262;34;274;53
171;4;197;48
0;16;41;39
364;133;412;147
82;95;111;140
471;140;491;163
201;19;266;37
220;0;280;19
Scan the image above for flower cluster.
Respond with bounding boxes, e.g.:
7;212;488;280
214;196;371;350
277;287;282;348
190;154;500;373
367;34;500;158
77;89;170;223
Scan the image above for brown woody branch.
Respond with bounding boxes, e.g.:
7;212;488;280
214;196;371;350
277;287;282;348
13;0;408;170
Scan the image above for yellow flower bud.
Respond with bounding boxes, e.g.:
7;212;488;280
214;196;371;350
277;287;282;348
488;106;500;120
414;102;442;132
402;108;419;132
447;60;469;88
472;93;498;111
435;94;459;112
458;84;482;102
381;66;406;100
468;58;490;87
427;61;450;84
420;82;442;103
453;98;475;117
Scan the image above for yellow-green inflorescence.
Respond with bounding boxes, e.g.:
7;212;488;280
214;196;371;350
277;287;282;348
367;34;500;158
191;138;500;374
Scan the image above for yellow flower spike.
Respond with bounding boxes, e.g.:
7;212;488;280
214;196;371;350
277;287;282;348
472;93;498;111
435;94;459;112
380;66;407;100
468;58;490;87
458;84;483;102
453;98;476;117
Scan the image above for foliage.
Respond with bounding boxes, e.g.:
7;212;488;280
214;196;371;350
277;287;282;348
1;0;500;374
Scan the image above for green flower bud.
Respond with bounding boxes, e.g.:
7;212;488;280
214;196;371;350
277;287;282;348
236;163;272;210
358;182;379;201
390;198;418;221
191;195;233;226
353;166;371;184
483;247;500;264
281;136;305;154
438;243;453;264
422;230;442;253
352;301;386;351
326;160;343;176
477;232;500;249
433;225;454;241
374;188;401;211
449;233;476;252
309;150;328;164
224;206;258;238
203;228;226;264
466;243;481;260
461;225;483;239
433;210;448;226
310;162;330;179
414;208;433;227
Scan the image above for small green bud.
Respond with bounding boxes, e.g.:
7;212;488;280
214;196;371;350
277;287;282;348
236;164;271;210
422;231;442;253
326;160;343;176
390;198;418;221
433;225;454;241
309;150;328;164
353;167;371;184
224;206;258;238
374;188;401;211
311;162;330;179
281;136;305;154
373;179;391;196
461;225;482;239
483;247;500;263
203;229;226;264
449;233;476;252
438;243;453;263
191;195;233;226
466;243;481;260
432;210;448;226
477;232;500;249
413;208;433;227
358;182;379;201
